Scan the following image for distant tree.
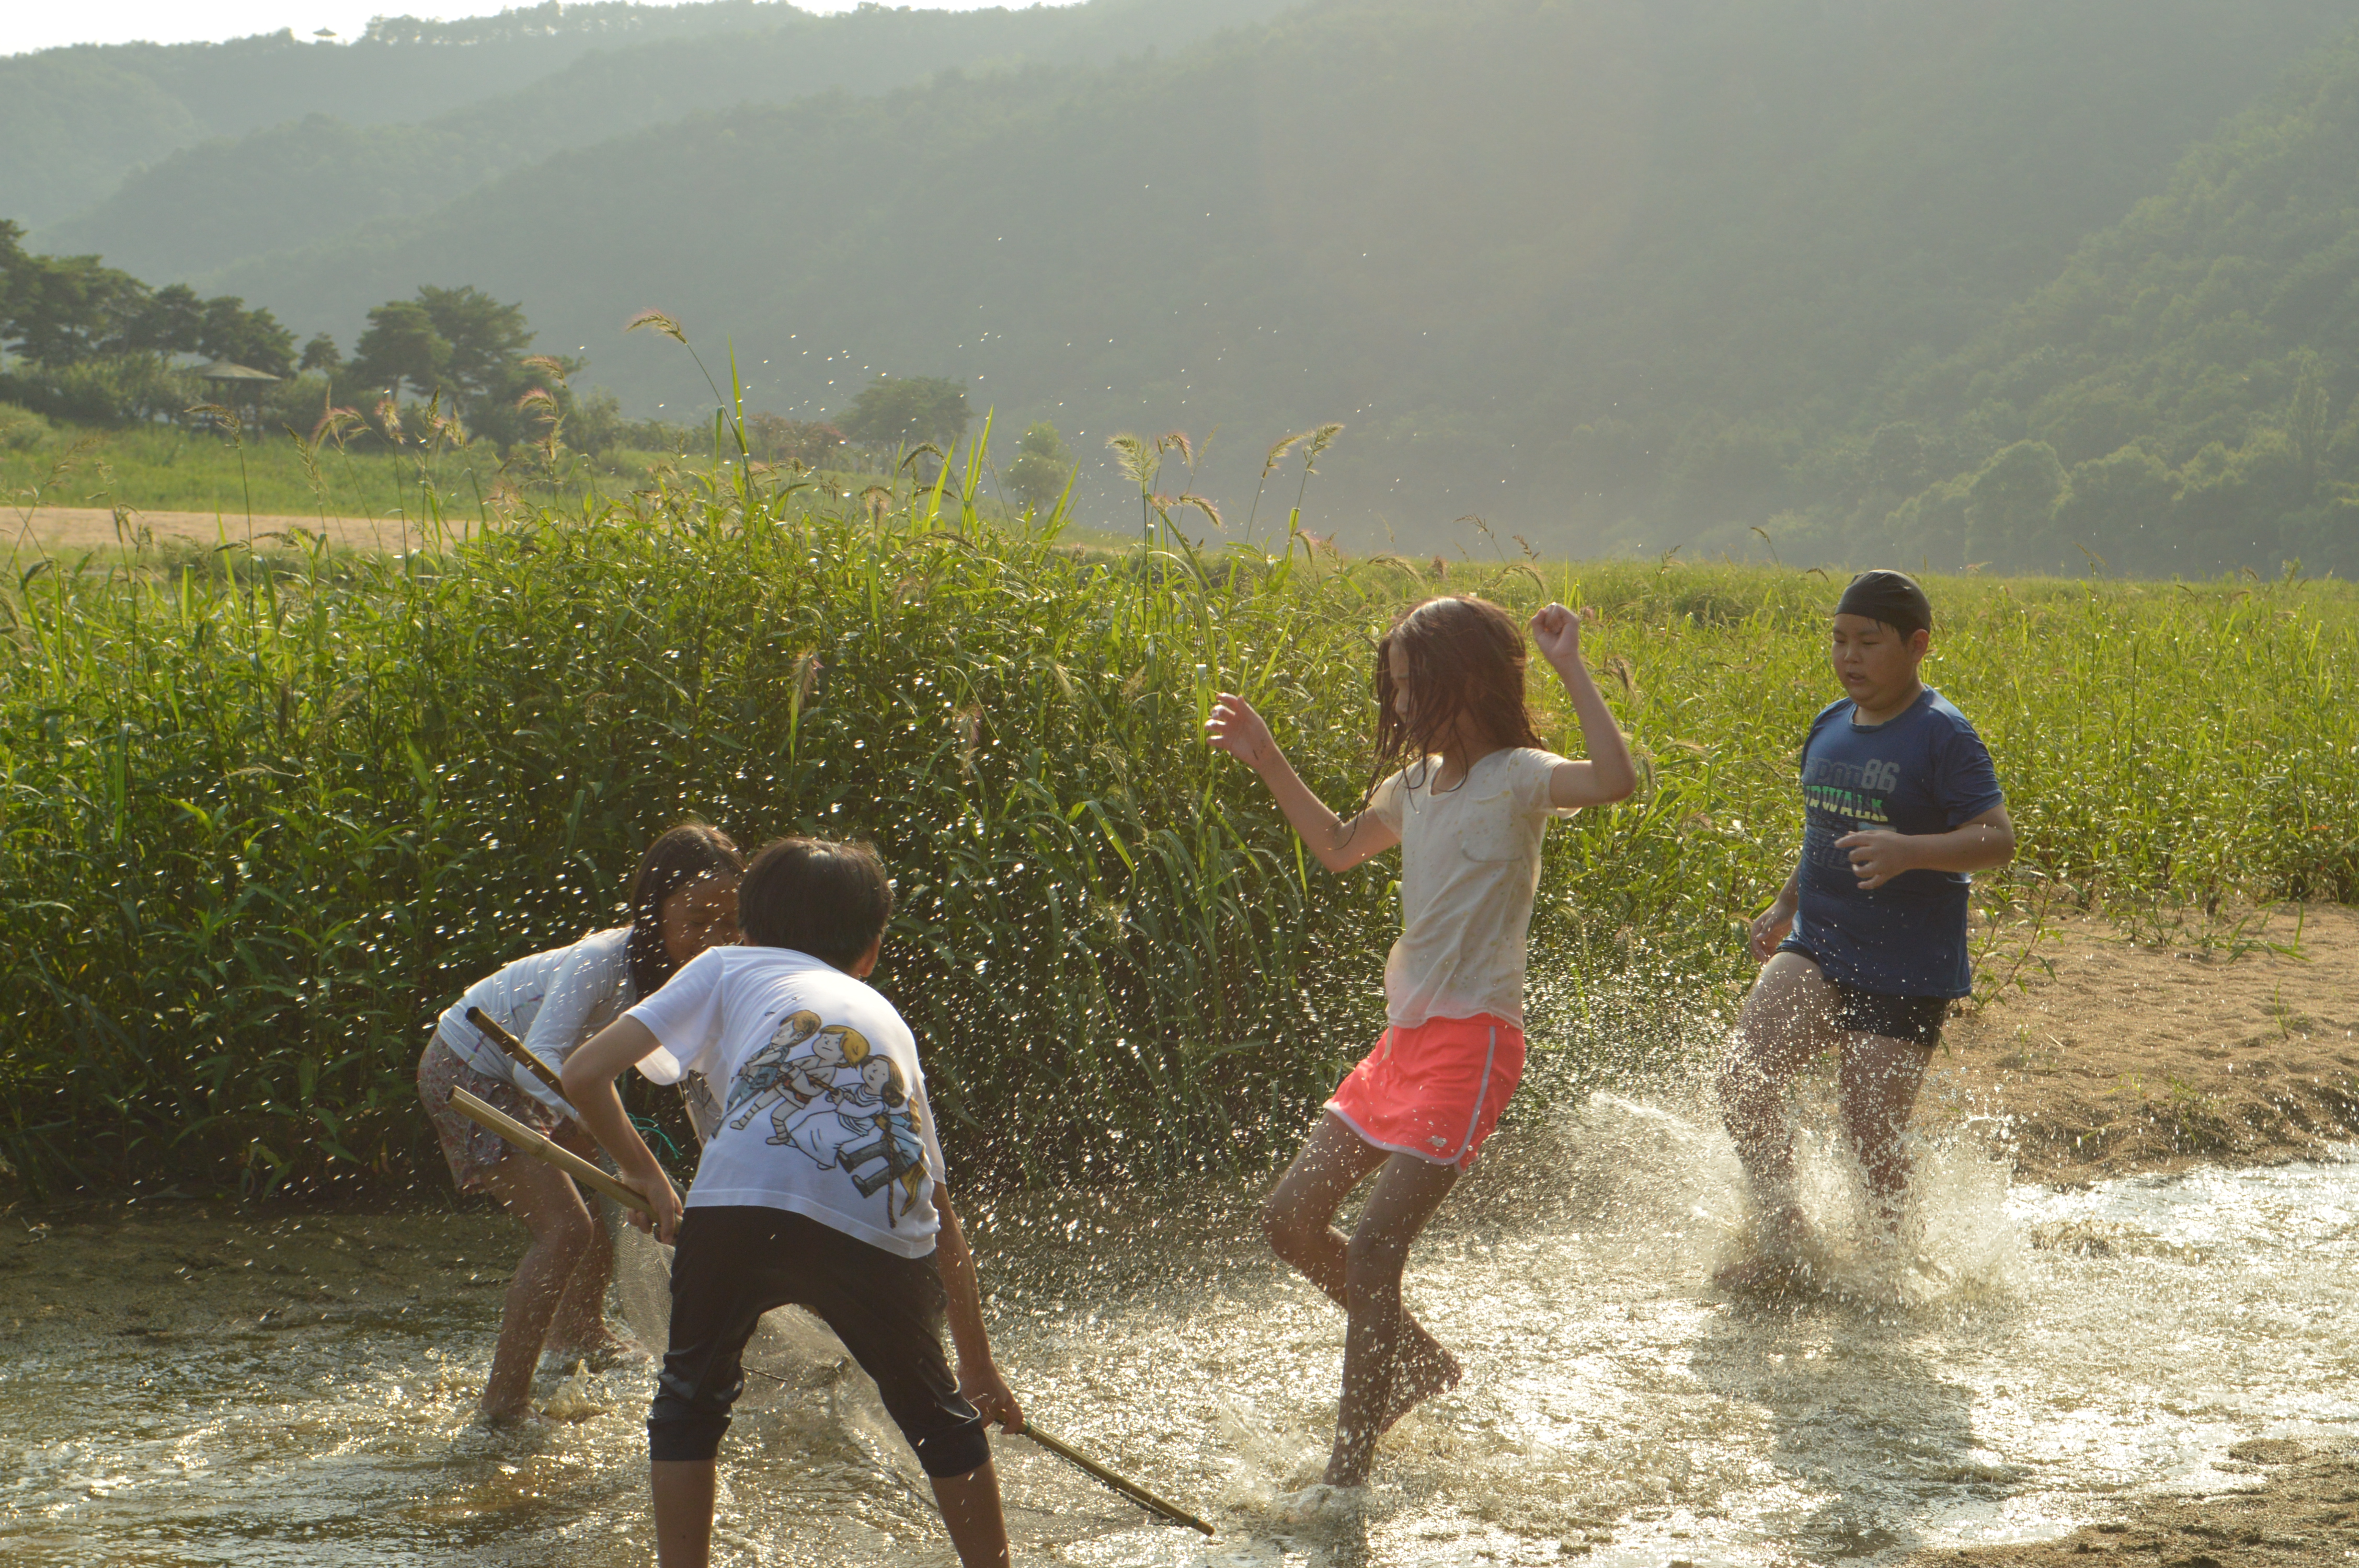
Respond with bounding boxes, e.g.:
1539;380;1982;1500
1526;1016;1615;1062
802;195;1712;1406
124;283;204;356
745;412;845;468
1004;420;1074;512
1965;440;2068;565
835;374;969;449
299;332;341;374
0;249;149;368
196;295;295;377
415;284;534;410
2051;444;2177;574
348;299;452;409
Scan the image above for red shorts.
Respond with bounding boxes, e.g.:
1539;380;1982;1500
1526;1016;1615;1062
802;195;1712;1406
1324;1014;1526;1170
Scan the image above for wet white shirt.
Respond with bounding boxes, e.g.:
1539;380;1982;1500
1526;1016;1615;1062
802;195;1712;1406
434;926;637;1112
1368;747;1578;1029
629;946;947;1258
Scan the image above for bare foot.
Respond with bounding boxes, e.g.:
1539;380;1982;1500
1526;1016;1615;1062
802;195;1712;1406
475;1402;546;1429
1376;1328;1462;1437
1712;1203;1818;1297
1711;1249;1819;1298
1276;1482;1369;1523
547;1330;647;1373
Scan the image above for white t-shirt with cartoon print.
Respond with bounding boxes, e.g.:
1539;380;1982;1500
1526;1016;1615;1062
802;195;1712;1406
1367;746;1578;1029
627;945;947;1258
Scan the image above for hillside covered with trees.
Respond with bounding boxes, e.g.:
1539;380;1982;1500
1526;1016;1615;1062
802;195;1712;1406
20;0;2359;571
1807;29;2359;578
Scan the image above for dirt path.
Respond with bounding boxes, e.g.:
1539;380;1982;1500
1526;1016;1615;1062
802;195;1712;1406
1910;1439;2359;1567
1928;903;2359;1183
6;506;448;555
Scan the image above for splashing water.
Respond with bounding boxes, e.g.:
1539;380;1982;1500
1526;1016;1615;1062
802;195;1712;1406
4;1094;2356;1566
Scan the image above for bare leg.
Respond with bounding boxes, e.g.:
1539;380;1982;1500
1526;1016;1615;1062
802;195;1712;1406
477;1153;598;1421
1265;1114;1463;1443
931;1459;1012;1568
544;1126;625;1357
650;1459;716;1568
1716;952;1842;1239
1327;1151;1461;1485
1837;1033;1934;1226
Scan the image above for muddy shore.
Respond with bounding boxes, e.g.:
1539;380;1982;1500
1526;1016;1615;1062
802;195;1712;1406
1905;903;2359;1568
1909;1439;2359;1568
1933;902;2359;1183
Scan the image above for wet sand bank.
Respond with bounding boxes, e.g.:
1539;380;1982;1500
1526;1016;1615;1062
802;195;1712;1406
1933;903;2359;1182
1910;1439;2359;1568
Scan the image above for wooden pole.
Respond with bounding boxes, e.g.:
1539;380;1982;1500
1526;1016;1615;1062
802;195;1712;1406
446;1086;650;1214
1020;1423;1217;1536
465;1005;574;1108
451;1084;1217;1538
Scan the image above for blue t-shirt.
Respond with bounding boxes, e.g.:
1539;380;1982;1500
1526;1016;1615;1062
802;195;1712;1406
1790;687;2003;998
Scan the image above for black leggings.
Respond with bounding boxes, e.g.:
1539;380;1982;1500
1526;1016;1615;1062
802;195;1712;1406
649;1206;989;1479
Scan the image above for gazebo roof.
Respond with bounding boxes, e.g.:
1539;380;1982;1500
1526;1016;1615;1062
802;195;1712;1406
195;360;280;383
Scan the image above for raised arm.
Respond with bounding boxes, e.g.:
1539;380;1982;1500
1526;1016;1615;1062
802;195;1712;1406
1205;691;1398;873
560;1016;685;1242
1527;604;1638;809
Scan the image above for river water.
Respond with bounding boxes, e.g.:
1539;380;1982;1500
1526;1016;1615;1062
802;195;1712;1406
4;1090;2355;1567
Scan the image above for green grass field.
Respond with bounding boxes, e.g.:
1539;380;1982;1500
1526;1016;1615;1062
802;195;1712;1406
3;437;2352;1198
0;420;980;529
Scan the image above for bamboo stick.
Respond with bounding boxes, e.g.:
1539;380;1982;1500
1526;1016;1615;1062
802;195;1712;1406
1020;1423;1217;1535
451;1086;1216;1538
465;1005;574;1107
446;1086;651;1214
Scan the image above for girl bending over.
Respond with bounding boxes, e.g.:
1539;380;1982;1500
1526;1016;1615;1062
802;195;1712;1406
1206;597;1634;1489
417;822;743;1423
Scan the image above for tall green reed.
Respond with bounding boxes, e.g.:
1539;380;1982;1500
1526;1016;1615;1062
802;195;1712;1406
3;447;2356;1197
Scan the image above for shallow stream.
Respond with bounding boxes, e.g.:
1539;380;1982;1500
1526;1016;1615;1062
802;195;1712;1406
4;1091;2354;1566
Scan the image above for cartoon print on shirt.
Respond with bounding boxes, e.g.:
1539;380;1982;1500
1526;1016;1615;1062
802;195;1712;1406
723;1010;823;1131
778;1053;929;1227
760;1025;867;1145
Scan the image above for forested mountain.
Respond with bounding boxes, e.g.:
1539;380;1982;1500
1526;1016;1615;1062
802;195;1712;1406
1803;30;2359;578
22;0;2359;569
34;0;1295;281
1;3;788;229
192;0;2356;558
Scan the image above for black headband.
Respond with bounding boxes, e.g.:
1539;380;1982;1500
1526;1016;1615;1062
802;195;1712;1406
1835;569;1931;637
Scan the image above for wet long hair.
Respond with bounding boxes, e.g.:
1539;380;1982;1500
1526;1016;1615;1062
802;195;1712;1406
1369;596;1545;798
624;822;746;1000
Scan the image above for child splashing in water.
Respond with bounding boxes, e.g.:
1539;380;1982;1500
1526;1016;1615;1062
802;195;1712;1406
417;823;743;1423
1207;596;1635;1493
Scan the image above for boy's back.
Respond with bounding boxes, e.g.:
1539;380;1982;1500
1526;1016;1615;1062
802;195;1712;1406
634;943;946;1254
560;835;1021;1568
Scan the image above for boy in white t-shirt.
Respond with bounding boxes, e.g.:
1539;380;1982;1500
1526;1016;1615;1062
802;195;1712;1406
563;837;1024;1568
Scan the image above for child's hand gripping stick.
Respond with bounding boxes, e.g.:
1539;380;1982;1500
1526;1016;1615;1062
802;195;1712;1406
445;1086;654;1215
454;1082;1217;1535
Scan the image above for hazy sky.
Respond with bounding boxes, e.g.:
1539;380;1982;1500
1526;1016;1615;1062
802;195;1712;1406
3;0;1003;56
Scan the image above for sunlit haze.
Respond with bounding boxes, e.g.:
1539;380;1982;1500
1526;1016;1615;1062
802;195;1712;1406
2;0;1006;57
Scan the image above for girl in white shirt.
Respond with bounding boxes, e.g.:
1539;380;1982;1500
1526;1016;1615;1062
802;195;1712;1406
416;822;743;1423
1206;596;1634;1492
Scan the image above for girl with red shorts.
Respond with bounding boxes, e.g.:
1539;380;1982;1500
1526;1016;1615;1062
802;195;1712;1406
1206;596;1635;1492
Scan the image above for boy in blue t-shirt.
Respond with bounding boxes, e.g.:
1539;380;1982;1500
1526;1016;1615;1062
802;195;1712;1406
1716;570;2014;1276
563;837;1023;1568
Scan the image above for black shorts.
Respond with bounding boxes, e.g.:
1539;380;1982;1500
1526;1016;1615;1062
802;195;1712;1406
649;1205;989;1479
1777;941;1949;1046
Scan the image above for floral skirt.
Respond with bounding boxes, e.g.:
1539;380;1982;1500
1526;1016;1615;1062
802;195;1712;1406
416;1032;560;1193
